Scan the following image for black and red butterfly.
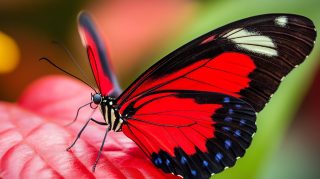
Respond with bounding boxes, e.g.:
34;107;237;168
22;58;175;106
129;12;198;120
68;12;316;179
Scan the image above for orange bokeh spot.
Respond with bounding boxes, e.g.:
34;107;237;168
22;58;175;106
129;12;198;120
0;31;20;73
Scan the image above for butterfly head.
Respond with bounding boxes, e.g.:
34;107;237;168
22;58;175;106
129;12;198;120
92;93;103;105
91;93;116;106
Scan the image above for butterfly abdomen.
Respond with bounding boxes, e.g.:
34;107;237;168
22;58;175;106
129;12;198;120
101;100;123;132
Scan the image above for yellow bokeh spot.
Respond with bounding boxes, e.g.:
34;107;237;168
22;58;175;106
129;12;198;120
0;31;20;73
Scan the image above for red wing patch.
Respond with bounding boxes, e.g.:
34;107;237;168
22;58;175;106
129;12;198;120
121;91;256;178
119;52;256;106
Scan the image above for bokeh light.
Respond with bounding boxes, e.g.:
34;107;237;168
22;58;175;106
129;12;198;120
0;31;20;73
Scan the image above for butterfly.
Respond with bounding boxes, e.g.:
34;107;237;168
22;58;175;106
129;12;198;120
68;12;316;179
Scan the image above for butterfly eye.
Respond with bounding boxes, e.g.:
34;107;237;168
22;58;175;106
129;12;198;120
92;93;102;104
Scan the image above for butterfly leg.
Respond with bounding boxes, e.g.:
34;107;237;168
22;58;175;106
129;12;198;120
91;102;112;171
65;102;92;126
66;117;106;151
92;126;111;172
90;118;107;125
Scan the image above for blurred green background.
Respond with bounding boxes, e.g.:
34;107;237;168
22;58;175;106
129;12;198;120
0;0;319;178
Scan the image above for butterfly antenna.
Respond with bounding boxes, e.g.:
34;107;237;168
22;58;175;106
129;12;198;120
39;57;97;93
65;101;92;126
51;41;97;89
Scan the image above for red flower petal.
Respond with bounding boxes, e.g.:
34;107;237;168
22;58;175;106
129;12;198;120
0;75;178;178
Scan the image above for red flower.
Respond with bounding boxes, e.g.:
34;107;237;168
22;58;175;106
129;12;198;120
0;75;178;179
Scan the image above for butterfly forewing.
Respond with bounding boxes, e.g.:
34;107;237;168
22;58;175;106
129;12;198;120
117;14;316;111
78;12;121;96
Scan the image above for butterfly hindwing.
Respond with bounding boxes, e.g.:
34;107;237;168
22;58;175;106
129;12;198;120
78;12;121;96
121;90;256;178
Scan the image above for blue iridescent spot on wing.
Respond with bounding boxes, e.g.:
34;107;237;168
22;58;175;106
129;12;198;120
166;159;170;166
234;130;241;137
154;157;162;166
215;153;223;162
222;126;231;131
235;104;242;109
203;160;209;167
224;139;232;149
228;109;234;114
191;169;197;176
240;119;246;126
223;97;230;103
224;116;232;122
180;156;187;165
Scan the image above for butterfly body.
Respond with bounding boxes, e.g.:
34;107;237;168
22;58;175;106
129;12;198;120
92;94;124;132
74;12;316;179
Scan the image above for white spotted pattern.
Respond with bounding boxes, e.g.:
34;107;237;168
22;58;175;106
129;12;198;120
275;16;288;27
223;28;278;57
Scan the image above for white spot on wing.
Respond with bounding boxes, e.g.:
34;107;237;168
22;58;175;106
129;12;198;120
223;28;278;57
275;16;288;27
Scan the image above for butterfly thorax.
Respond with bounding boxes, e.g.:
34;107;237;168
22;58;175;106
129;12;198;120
92;93;123;132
